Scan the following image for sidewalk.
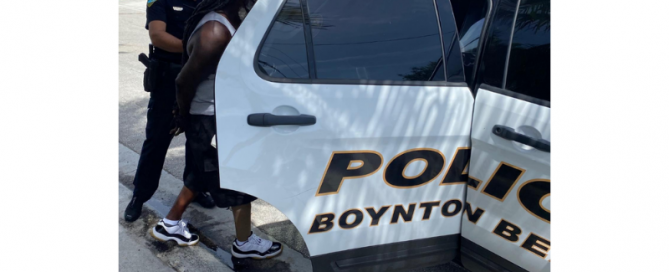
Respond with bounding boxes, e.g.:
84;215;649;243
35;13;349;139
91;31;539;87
119;226;174;272
119;183;235;272
118;143;312;272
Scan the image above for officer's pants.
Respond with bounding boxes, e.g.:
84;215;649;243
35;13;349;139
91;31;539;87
132;62;191;203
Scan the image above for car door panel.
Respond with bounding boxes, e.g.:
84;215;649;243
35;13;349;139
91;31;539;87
461;0;551;269
463;87;550;272
214;0;474;264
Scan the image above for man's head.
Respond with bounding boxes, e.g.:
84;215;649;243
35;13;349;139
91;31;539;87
184;0;256;33
238;0;257;19
181;0;256;63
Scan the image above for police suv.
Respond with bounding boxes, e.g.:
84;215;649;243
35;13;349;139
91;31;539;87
214;0;550;271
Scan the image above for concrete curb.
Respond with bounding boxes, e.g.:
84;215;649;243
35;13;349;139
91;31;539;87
119;143;313;272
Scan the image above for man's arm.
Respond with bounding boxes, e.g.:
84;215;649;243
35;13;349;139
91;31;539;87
175;21;232;116
148;20;183;53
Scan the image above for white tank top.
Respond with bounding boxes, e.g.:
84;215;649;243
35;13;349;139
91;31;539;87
187;11;237;116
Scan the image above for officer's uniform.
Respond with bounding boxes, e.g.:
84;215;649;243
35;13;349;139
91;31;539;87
133;0;201;203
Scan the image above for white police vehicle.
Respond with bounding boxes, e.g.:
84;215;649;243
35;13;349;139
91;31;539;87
214;0;549;271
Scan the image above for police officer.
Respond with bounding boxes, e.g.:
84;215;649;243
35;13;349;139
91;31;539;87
125;0;215;222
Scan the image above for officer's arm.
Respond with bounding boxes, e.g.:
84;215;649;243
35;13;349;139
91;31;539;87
175;21;232;115
148;20;183;53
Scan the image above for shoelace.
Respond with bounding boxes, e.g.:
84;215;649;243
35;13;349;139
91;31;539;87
179;220;191;233
239;235;262;246
252;235;263;245
237;234;267;248
166;219;191;237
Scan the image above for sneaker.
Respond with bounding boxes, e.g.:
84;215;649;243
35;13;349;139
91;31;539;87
231;233;282;259
194;192;215;209
151;219;199;246
124;197;143;222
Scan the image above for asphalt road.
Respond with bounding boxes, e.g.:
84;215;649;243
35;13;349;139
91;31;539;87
118;0;469;271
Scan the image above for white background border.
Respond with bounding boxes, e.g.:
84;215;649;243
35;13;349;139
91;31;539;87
0;0;667;270
0;0;119;270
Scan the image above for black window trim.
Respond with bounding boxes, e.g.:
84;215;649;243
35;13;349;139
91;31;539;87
432;0;449;81
253;0;469;88
434;0;467;83
501;0;522;89
479;83;550;107
299;0;317;79
468;0;494;92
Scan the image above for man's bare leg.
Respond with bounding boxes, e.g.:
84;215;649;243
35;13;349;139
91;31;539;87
231;203;252;241
151;186;200;246
165;186;197;221
231;202;282;259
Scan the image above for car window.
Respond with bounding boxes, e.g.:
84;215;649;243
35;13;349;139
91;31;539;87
257;0;310;79
306;0;444;81
478;0;518;89
504;0;550;102
450;0;490;84
435;0;465;82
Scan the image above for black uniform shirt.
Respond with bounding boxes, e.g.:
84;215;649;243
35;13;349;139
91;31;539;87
146;0;201;64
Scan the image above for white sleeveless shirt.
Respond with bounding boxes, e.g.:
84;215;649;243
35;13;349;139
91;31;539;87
187;11;237;116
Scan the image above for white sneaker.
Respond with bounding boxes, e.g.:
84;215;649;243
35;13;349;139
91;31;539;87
231;233;282;259
151;219;199;246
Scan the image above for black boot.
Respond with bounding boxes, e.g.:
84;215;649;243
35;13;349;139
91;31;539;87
194;192;215;208
124;196;143;222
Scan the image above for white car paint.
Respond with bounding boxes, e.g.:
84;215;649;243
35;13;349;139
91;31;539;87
464;88;551;271
213;0;475;257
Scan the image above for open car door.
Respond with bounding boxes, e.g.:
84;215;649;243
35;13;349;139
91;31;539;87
461;0;551;271
214;0;476;271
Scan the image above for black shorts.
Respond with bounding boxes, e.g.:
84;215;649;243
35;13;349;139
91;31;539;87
184;114;257;208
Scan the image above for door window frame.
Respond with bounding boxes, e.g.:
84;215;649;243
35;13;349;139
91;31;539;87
253;0;469;87
473;0;550;107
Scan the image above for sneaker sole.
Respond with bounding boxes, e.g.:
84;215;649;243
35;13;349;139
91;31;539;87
150;226;199;247
231;245;283;259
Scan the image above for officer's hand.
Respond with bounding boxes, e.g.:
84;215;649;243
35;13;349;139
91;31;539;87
170;127;185;136
170;115;187;136
169;107;188;136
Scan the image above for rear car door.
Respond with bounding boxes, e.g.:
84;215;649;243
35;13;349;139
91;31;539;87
214;0;474;270
459;0;551;271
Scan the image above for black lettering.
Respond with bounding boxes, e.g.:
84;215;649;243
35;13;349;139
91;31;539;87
308;213;335;234
418;201;440;220
440;147;470;185
440;199;463;217
493;219;522;242
338;209;364;229
390;203;416;224
464;202;485;224
365;206;390;226
482;162;525;201
521;233;551;258
384;149;445;188
518;179;550;223
316;151;383;196
467;176;482;189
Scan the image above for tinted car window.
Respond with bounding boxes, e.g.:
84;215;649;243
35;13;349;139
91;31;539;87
257;0;310;79
478;0;518;88
505;0;550;102
306;0;444;81
450;0;489;85
436;0;465;82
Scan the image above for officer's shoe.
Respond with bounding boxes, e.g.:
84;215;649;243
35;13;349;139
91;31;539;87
124;196;143;222
194;192;215;209
232;233;282;259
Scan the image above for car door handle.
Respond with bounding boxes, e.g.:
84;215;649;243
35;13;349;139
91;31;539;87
247;113;316;127
492;125;550;153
